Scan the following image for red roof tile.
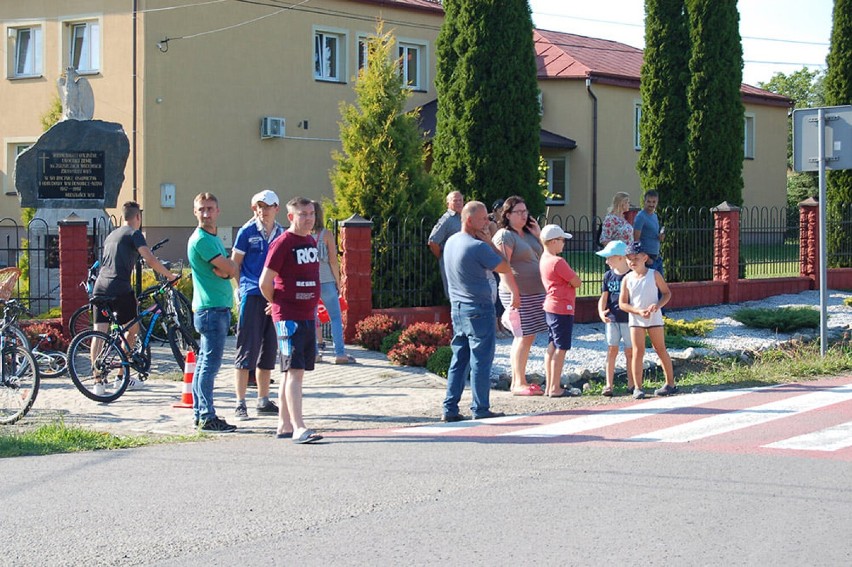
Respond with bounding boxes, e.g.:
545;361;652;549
350;0;444;14
534;28;790;105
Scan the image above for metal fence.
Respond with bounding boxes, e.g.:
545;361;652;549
740;206;800;278
827;203;852;268
0;217;57;314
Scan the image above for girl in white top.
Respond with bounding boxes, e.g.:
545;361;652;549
618;242;676;399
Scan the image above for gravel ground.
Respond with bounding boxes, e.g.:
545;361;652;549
492;289;852;383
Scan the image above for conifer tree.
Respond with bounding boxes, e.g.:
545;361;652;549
328;24;439;306
637;0;691;205
432;0;542;216
685;0;744;207
824;0;852;266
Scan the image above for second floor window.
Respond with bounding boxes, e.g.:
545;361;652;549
398;43;421;89
13;27;42;77
315;31;343;81
544;157;568;205
70;21;100;72
744;114;756;159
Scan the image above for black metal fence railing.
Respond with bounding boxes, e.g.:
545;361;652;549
827;203;852;268
370;216;443;309
740;206;800;278
0;217;58;314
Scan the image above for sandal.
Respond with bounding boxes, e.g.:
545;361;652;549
512;384;544;396
333;355;356;365
602;386;614;397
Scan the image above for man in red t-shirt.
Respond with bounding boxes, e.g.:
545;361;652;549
260;197;323;444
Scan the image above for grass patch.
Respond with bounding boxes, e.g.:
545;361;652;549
732;306;819;333
0;421;201;458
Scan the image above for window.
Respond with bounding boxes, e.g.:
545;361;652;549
398;40;426;90
744;113;755;159
11;27;42;77
69;21;100;73
544;157;568;205
5;143;31;195
314;29;345;82
633;101;642;150
357;37;369;72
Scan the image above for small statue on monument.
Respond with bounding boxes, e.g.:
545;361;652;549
57;67;95;121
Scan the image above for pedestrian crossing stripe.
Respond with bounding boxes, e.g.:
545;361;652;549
763;420;852;452
629;383;852;443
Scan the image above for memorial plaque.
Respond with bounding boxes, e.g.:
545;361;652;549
37;150;105;200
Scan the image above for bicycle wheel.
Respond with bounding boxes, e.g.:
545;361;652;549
4;324;29;352
173;290;195;336
0;345;39;425
68;330;129;403
34;350;68;378
138;296;169;344
168;324;198;373
69;305;93;337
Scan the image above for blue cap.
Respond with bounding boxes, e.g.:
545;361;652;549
627;241;645;255
596;240;629;258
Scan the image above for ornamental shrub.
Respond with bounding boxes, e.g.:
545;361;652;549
663;316;715;337
21;321;68;351
396;321;452;349
380;330;403;354
387;343;434;366
355;314;402;351
426;346;453;378
732;306;819;333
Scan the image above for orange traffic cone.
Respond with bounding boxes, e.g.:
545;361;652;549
173;351;195;408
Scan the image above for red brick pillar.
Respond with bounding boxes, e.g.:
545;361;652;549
799;197;819;288
712;201;740;304
339;214;373;343
58;213;90;336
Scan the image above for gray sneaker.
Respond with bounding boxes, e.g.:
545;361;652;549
234;404;249;421
654;384;678;396
633;388;646;400
256;400;279;416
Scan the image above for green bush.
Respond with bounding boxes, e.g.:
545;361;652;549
426;346;453;378
844;297;852;308
380;330;402;354
732;306;819;333
664;316;715;337
355;314;402;351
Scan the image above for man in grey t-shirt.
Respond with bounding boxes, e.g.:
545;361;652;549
428;190;463;299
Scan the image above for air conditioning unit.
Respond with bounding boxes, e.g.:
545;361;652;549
260;117;285;139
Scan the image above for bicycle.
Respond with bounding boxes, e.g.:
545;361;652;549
32;334;68;378
68;260;99;337
0;269;40;424
67;276;198;403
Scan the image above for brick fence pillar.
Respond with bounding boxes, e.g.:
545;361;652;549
799;197;819;288
712;201;740;304
58;213;90;336
339;214;373;343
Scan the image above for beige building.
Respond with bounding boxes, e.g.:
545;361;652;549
1;1;790;262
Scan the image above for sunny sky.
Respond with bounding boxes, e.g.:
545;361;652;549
527;0;834;87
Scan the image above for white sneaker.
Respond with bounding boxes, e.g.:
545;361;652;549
94;383;106;396
128;378;145;389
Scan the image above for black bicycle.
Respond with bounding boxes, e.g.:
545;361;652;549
0;299;40;424
66;277;198;403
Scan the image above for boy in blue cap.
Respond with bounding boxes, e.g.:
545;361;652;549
596;240;634;396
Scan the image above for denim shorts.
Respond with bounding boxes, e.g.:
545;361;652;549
605;321;632;348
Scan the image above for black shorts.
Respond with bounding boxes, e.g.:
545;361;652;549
234;295;277;370
93;290;137;325
275;320;316;372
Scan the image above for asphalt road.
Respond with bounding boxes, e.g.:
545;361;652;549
2;433;851;566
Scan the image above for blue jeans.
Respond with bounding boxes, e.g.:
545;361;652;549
443;301;496;418
193;307;230;421
320;281;345;357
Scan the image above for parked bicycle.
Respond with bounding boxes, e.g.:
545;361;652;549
0;269;40;425
32;334;68;378
67;276;198;403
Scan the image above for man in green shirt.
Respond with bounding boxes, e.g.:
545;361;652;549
187;192;240;432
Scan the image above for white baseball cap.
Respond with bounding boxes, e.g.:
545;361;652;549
540;224;572;242
251;189;279;206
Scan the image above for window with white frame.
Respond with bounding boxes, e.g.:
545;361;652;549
544;157;568;205
633;100;642;150
68;21;100;73
5;143;31;195
744;113;755;159
398;40;425;90
11;26;43;77
357;36;369;72
314;29;345;82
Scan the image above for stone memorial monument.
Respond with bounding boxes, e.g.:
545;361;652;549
13;68;130;313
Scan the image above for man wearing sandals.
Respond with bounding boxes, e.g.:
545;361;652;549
259;197;323;444
441;201;514;423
